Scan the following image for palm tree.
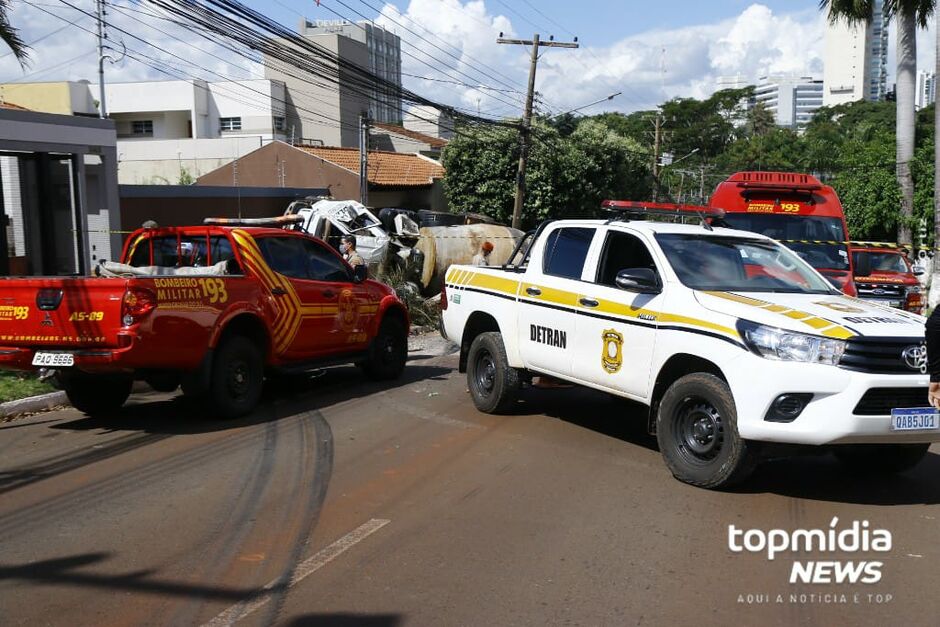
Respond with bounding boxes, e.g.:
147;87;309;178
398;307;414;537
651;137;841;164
820;1;934;246
0;0;29;67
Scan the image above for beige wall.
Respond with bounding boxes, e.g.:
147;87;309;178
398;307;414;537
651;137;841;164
0;82;97;115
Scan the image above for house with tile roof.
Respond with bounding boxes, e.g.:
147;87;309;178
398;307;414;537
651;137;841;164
196;140;447;211
370;122;448;157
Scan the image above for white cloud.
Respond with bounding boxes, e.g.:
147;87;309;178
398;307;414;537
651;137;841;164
0;1;261;88
3;0;937;120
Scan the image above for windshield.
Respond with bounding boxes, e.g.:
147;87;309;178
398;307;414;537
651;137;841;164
655;234;838;294
719;213;850;271
852;250;909;274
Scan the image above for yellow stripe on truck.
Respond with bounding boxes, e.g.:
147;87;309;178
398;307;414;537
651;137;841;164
704;291;855;339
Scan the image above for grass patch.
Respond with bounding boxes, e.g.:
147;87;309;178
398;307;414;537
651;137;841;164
378;267;440;330
0;371;55;403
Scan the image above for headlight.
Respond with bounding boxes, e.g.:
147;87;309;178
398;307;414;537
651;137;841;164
737;320;846;365
906;285;922;295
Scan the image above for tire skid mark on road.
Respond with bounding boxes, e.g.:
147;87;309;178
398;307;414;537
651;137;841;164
0;425;264;541
0;431;173;496
201;518;390;627
374;390;486;430
165;417;281;627
258;405;334;626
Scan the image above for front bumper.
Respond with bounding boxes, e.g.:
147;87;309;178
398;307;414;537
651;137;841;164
726;355;936;445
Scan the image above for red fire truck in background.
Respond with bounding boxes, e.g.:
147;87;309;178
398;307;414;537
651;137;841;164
709;171;857;296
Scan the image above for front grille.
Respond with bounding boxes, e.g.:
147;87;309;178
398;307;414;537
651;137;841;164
839;336;924;374
857;283;905;298
854;387;929;415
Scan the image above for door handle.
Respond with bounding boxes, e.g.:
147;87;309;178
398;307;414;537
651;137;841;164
525;286;542;296
323;290;337;299
579;297;599;308
271;287;287;296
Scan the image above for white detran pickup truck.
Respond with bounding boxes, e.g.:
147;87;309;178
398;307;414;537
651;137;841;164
440;204;935;489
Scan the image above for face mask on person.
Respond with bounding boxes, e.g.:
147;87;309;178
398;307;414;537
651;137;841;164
340;242;349;254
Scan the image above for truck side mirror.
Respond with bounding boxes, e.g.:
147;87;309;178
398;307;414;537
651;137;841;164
615;268;661;294
353;264;368;283
854;252;871;277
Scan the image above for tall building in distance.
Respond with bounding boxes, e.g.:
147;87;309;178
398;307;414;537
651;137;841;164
823;0;888;106
917;71;937;109
753;75;824;129
264;19;403;148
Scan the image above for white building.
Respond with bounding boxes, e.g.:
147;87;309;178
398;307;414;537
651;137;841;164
753;75;824;129
264;19;402;148
715;75;749;91
823;0;888;106
917;71;936;109
101;79;286;184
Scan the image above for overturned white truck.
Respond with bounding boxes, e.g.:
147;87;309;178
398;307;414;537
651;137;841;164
284;198;523;295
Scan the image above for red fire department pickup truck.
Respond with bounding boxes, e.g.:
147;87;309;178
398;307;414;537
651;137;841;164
0;219;409;418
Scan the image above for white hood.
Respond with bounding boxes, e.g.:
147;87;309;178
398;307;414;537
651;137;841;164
693;291;925;340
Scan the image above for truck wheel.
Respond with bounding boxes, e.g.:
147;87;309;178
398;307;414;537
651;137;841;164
656;373;757;489
363;317;407;380
63;372;133;416
467;332;520;414
834;443;930;474
208;336;263;419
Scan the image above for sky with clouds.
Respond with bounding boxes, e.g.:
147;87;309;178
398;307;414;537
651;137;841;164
1;0;936;118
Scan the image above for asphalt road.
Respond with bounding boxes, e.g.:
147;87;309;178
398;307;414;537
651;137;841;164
1;339;939;626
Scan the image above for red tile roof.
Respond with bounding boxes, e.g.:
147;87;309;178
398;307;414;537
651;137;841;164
296;146;445;187
371;122;448;149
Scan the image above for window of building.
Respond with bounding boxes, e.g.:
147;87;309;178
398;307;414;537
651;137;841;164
132;120;153;136
542;227;595;280
273;116;286;131
220;117;242;132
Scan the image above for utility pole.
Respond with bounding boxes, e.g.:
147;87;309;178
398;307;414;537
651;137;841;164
498;33;579;229
699;165;705;204
359;113;370;206
651;112;662;201
96;0;108;118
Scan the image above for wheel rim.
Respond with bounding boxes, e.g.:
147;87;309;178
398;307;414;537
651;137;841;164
379;332;401;366
227;359;251;400
673;397;724;464
474;349;497;397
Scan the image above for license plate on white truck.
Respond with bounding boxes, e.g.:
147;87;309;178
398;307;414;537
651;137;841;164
31;352;74;367
890;408;939;431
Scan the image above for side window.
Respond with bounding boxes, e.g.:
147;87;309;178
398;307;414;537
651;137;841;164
542;227;595;280
256;236;309;279
595;231;659;287
209;236;235;265
300;239;352;282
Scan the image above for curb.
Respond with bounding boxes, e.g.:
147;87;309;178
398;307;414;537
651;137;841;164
0;391;68;418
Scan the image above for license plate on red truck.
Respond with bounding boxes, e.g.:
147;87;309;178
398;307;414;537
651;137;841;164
31;352;74;367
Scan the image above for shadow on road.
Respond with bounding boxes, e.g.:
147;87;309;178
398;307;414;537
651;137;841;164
506;385;940;505
49;363;453;437
737;451;940;506
0;552;272;601
285;615;402;626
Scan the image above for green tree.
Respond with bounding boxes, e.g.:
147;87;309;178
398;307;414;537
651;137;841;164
441;120;650;227
0;0;28;66
820;0;936;245
745;102;776;137
830;131;901;240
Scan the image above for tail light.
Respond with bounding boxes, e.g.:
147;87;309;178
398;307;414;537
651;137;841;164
439;281;448;310
121;287;157;326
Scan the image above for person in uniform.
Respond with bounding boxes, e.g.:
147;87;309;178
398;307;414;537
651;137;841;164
472;241;495;266
340;235;364;268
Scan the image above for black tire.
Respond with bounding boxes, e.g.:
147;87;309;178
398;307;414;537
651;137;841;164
63;372;133;415
656;373;758;489
207;336;264;419
363;317;407;380
467;332;520;414
834;443;930;474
